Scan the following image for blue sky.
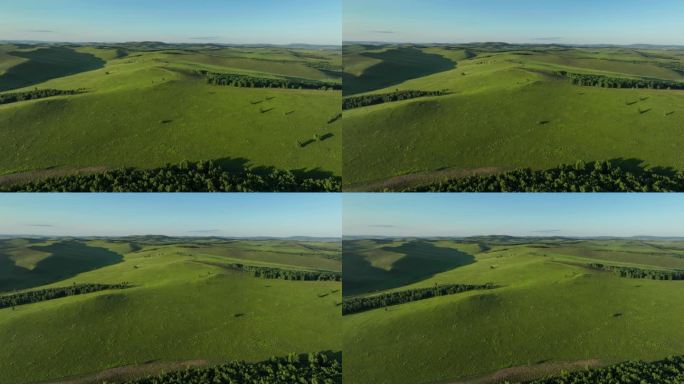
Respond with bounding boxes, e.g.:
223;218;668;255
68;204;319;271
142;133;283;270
344;0;684;45
0;194;341;237
0;0;341;45
343;194;684;237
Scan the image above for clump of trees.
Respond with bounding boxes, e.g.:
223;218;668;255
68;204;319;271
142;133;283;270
201;70;341;90
122;352;342;384
0;88;85;105
342;89;449;110
521;355;684;384
405;161;684;192
218;262;341;281
0;283;130;309
588;263;684;280
1;160;341;192
559;71;684;90
342;283;496;315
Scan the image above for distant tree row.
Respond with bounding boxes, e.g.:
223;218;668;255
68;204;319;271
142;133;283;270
1;160;341;192
587;263;684;280
0;88;85;105
201;70;342;91
0;283;130;309
122;352;342;384
342;89;449;110
305;61;343;74
404;161;684;192
342;283;496;315
559;71;684;90
520;355;684;384
222;263;341;281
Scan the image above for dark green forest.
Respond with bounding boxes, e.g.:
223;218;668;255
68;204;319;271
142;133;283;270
342;283;495;315
122;352;342;384
404;161;684;192
588;263;684;280
0;88;84;105
342;89;448;110
206;262;341;282
559;71;684;90
1;160;341;192
202;71;341;90
518;355;684;384
0;283;130;309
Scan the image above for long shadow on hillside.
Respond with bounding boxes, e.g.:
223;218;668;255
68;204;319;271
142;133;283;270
343;47;456;96
343;240;475;296
0;47;105;91
0;240;123;292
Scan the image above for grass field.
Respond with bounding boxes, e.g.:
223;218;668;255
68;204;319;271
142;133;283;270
0;236;342;384
343;237;684;384
0;43;341;184
342;44;684;190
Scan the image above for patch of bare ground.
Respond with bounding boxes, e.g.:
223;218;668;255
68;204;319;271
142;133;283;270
442;359;602;384
0;166;108;187
36;359;209;384
343;167;503;192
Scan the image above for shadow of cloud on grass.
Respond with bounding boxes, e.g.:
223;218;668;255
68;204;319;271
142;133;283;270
0;240;124;292
0;47;105;92
343;240;476;296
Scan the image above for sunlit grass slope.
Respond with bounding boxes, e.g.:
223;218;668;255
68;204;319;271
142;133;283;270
343;238;684;384
342;45;684;190
0;44;342;179
0;237;341;384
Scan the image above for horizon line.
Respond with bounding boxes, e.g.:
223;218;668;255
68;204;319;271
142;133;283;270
342;40;684;48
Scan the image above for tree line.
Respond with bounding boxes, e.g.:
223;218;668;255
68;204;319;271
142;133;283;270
0;88;84;105
0;283;130;309
587;263;684;280
519;355;684;384
559;71;684;90
404;161;684;192
342;89;449;110
219;262;341;281
121;352;342;384
1;160;341;192
343;283;496;315
201;70;342;91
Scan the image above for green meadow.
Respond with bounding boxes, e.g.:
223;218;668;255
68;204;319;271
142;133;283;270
0;237;342;384
342;44;684;190
343;237;684;384
0;43;341;185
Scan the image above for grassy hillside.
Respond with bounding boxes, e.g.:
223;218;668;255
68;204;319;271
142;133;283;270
0;237;342;384
342;44;684;190
343;238;684;384
0;43;341;188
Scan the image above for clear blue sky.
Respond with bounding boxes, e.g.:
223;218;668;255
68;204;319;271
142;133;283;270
344;0;684;45
0;194;341;237
344;194;684;237
0;0;341;45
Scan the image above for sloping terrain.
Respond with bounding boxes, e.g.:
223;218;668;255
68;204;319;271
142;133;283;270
343;238;684;384
0;237;342;384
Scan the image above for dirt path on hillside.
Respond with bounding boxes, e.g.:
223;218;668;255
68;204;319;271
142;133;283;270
442;359;602;384
0;166;108;186
344;166;503;191
36;359;209;384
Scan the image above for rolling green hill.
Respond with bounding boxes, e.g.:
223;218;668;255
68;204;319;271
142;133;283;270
342;44;684;190
0;43;342;190
0;237;342;384
343;238;684;384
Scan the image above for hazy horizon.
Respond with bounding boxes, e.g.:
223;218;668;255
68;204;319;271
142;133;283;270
344;0;684;46
0;194;342;238
344;194;684;238
0;0;341;45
